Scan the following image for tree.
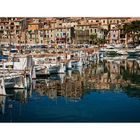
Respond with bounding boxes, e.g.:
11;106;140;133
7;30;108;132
100;28;109;44
102;28;109;37
90;33;107;45
123;20;140;45
90;33;98;45
97;38;107;45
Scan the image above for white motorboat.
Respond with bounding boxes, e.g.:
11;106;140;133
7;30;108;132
0;54;34;89
1;73;27;89
127;45;140;57
49;63;65;74
117;50;128;55
101;46;119;56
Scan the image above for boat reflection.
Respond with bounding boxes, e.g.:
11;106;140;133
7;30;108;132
2;57;140;104
0;96;6;114
34;58;140;101
6;88;32;103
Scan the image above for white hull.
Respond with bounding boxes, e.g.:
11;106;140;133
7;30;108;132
3;75;27;89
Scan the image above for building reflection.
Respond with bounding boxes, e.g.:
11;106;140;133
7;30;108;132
4;58;140;103
34;58;140;101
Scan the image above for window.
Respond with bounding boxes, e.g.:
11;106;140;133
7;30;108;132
113;35;115;37
103;20;105;23
6;65;13;68
95;29;96;33
40;34;43;37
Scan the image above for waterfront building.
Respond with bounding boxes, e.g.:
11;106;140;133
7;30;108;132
1;17;140;46
75;24;90;44
0;18;23;45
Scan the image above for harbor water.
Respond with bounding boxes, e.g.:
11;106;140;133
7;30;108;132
0;58;140;122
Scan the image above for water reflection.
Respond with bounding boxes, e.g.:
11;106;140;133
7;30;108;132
0;58;140;122
2;58;140;103
6;88;31;103
0;88;31;122
0;96;6;114
33;58;140;100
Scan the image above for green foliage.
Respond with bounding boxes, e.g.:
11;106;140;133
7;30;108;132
90;33;107;45
123;21;140;44
90;33;98;44
28;30;32;34
123;21;140;33
90;33;97;40
97;38;107;44
102;28;109;36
